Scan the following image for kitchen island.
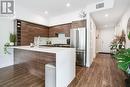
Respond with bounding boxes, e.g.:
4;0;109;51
12;46;76;87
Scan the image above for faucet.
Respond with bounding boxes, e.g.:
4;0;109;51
34;36;40;47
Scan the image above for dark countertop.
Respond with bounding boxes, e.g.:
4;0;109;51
40;44;70;47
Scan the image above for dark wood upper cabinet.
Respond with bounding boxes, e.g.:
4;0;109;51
49;20;86;38
71;20;86;29
49;23;71;37
15;19;49;46
15;19;86;46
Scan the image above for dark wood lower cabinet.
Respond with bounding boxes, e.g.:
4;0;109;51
14;49;56;79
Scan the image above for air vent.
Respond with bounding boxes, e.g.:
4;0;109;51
96;3;104;9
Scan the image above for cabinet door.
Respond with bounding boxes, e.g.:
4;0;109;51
49;27;57;37
34;26;49;37
21;22;31;45
72;20;86;29
49;23;71;37
18;20;49;46
63;23;71;37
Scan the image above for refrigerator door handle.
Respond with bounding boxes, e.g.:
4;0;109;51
76;29;79;49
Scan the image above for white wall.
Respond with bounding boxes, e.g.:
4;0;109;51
115;8;130;48
98;27;115;53
90;17;96;60
86;14;96;67
0;17;14;68
96;28;100;53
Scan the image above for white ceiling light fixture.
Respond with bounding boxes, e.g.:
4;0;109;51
105;14;109;17
44;11;48;14
66;3;71;7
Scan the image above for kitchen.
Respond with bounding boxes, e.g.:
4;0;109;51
11;19;86;87
0;18;88;87
0;0;127;87
0;0;104;86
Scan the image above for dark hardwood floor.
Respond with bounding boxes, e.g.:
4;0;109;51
0;64;44;87
0;54;126;87
69;54;126;87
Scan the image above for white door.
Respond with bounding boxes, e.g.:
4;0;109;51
98;28;114;53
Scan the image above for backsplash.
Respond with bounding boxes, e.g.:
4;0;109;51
49;37;70;44
34;37;70;45
34;37;48;45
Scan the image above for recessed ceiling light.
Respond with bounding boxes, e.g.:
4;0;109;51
105;14;108;17
44;11;48;14
66;3;70;7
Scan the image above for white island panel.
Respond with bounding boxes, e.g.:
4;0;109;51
56;49;76;87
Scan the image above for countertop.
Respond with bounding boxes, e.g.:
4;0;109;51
10;46;75;53
40;44;70;47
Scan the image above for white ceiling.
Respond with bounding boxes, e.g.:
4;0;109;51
16;0;102;17
91;0;130;29
16;0;130;29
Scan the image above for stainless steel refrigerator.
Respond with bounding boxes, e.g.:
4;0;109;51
70;28;87;67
